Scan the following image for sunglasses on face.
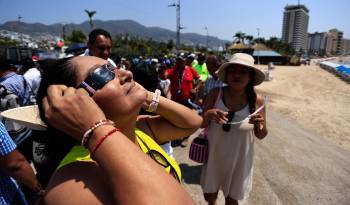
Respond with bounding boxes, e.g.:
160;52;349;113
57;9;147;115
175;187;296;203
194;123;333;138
78;63;116;96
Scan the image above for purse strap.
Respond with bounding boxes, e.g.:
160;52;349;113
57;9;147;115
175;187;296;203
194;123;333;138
202;87;222;139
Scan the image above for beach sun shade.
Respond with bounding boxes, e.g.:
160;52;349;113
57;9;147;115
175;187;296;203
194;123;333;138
336;65;350;73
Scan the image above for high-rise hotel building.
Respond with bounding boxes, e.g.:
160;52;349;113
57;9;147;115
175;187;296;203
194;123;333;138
281;4;309;52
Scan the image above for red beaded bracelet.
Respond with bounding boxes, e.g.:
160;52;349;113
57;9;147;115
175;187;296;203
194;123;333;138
91;128;119;158
81;119;115;147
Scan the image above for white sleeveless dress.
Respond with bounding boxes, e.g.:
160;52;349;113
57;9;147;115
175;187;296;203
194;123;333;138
200;91;255;200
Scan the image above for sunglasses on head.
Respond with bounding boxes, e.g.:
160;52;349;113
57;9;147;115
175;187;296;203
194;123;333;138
78;63;116;96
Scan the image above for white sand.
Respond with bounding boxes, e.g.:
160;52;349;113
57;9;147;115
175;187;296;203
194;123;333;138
255;63;350;151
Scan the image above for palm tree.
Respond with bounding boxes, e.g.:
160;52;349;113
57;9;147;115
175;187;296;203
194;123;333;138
84;9;96;30
233;32;246;45
245;35;254;46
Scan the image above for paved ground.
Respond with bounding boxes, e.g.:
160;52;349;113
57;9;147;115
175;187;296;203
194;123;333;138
173;109;350;205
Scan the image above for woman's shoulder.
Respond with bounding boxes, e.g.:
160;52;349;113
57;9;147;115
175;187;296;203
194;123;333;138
208;86;222;97
256;94;264;107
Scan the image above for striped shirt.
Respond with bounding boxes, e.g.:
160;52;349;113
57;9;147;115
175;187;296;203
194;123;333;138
203;75;224;97
0;122;20;205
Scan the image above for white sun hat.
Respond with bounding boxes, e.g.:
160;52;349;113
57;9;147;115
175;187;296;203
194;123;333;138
216;53;265;85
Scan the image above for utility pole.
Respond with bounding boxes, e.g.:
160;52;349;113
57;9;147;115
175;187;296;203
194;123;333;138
18;15;23;23
204;26;209;49
18;15;23;47
168;0;183;53
257;28;260;65
60;22;68;41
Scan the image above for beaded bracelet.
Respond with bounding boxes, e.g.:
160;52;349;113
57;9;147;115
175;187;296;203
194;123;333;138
146;89;161;113
91;128;119;158
81;119;115;147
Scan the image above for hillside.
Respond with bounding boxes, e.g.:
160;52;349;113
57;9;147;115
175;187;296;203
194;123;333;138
0;20;228;48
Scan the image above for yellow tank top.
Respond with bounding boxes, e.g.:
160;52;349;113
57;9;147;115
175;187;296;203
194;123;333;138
56;128;182;182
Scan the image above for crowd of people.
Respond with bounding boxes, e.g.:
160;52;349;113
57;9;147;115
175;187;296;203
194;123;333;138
0;28;268;205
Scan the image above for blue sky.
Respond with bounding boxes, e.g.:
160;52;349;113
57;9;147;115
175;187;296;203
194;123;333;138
0;0;349;40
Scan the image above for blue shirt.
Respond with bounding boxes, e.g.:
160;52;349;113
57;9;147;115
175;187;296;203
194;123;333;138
0;72;31;106
0;121;20;204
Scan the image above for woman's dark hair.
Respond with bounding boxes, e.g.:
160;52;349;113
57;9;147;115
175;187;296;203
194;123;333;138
131;61;162;115
35;57;78;186
131;61;159;92
37;57;77;123
246;70;257;114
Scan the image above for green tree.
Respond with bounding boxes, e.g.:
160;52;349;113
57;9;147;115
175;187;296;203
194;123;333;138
85;9;96;30
68;30;87;44
167;40;175;51
233;32;246;45
254;37;266;44
0;38;19;47
245;35;254;46
265;37;295;56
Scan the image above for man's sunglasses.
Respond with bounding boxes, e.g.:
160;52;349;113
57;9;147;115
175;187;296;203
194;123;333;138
79;63;116;96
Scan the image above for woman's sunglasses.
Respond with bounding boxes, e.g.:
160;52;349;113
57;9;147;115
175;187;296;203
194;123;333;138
147;149;180;182
78;63;116;96
137;135;181;182
222;96;268;132
222;111;235;132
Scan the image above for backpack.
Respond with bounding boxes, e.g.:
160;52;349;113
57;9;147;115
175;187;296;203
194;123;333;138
0;84;20;112
0;84;32;145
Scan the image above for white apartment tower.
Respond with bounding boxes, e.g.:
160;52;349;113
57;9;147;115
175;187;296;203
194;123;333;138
281;4;309;52
307;32;327;54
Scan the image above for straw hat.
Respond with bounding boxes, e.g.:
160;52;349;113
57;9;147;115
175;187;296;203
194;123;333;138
1;105;47;130
216;53;265;85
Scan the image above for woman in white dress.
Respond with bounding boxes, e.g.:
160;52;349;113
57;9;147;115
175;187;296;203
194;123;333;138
200;53;268;205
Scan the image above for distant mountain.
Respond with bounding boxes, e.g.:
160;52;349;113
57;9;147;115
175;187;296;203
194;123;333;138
0;20;229;48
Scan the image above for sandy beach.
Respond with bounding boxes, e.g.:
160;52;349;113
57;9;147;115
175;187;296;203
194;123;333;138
175;62;350;205
255;62;350;151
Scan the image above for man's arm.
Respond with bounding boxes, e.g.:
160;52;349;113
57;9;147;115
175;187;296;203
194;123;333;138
0;150;42;192
189;67;201;88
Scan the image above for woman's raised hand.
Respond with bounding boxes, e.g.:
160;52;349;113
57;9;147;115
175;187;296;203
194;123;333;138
205;108;228;124
249;113;265;130
43;85;106;141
